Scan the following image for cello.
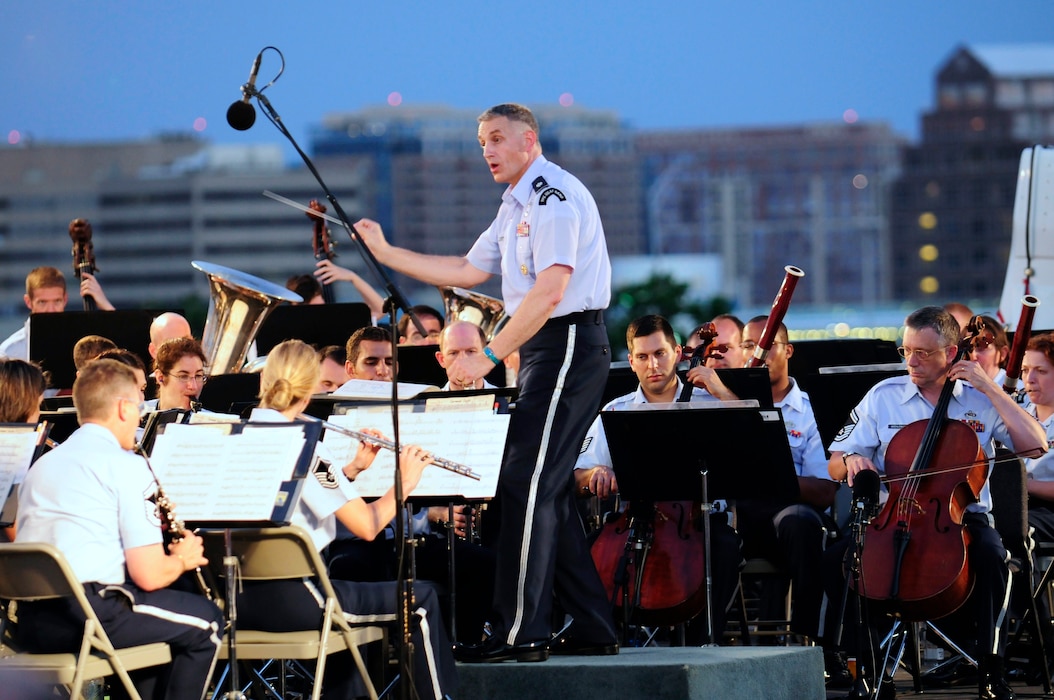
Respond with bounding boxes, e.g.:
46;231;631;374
306;199;337;304
590;327;719;627
855;317;988;621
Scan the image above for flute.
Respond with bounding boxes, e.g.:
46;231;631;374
298;414;481;481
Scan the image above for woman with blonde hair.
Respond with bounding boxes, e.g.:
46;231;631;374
242;339;457;700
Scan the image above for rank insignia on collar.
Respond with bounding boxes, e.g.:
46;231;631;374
539;187;566;205
531;176;548;193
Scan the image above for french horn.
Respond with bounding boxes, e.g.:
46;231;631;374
438;286;509;342
192;261;303;375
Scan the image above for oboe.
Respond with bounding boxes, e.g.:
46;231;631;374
297;414;481;481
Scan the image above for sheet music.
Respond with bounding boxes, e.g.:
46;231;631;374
0;425;42;500
331;378;439;400
149;423;307;521
323;409;506;499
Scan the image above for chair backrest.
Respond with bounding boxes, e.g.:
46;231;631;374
989;448;1030;559
0;542;90;605
201;527;321;582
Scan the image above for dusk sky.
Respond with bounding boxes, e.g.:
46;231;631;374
4;2;1053;157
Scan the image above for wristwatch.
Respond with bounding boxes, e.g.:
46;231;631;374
842;451;860;467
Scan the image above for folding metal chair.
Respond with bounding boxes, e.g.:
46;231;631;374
0;542;172;700
202;526;386;700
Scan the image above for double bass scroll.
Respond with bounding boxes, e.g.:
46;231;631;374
68;218;98;311
306;199;337;304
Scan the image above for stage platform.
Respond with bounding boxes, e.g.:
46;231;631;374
456;646;825;700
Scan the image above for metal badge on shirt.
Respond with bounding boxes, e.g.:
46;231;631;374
516;181;544;277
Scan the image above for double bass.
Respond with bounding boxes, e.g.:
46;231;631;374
855;317;988;621
306;199;337;304
68;218;98;311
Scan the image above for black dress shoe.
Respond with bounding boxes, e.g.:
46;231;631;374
453;636;549;663
549;636;619;656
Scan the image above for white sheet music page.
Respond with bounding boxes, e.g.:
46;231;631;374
323;408;506;500
330;378;439;400
150;423;307;521
0;425;42;499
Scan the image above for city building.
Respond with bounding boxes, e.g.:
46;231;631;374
890;43;1054;308
0;138;370;334
636;122;905;308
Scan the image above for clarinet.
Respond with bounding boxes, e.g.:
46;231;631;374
135;446;215;601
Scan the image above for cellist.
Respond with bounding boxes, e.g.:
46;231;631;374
829;306;1047;700
574;314;743;646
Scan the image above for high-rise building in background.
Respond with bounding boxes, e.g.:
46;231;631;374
0;139;367;318
891;44;1054;307
636;123;905;308
1;42;1051;336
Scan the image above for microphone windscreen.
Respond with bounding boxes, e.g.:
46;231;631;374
226;101;256;131
852;469;880;506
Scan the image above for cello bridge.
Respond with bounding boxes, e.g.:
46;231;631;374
895;498;925;520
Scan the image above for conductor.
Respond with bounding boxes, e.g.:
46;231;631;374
353;103;617;661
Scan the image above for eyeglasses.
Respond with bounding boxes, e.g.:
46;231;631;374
166;372;208;385
117;397;147;414
897;346;949;360
740;341;787;352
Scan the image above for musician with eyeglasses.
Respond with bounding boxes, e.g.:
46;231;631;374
242;339;457;700
828;306;1047;700
734;316;847;682
148;337;208;412
16;359;224;700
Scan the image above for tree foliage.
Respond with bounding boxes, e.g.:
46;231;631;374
605;272;731;358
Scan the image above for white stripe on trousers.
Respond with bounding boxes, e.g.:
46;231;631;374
507;324;577;644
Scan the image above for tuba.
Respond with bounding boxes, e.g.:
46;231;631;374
438;286;508;342
192;261;303;375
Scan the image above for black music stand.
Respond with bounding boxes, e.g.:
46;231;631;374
36;410;80;445
395;344;507;388
254;302;371;354
601;403;799;643
805;366;906;448
29;309;164;389
197;374;261;415
788;338;901;387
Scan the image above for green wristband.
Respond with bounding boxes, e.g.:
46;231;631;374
483;347;502;366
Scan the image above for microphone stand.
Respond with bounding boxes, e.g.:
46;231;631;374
245;61;425;700
836;492;879;700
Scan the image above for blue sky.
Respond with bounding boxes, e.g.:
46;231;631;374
2;2;1052;153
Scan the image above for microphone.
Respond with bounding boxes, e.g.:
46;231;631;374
852;469;880;514
226;52;263;131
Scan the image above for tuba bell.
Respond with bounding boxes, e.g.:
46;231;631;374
438;286;509;342
192;261;303;375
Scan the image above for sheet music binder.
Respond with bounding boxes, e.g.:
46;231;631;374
150;420;323;528
600;403;800;505
0;423;52;527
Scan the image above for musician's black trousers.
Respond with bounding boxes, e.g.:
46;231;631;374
18;581;223;700
824;511;1012;658
238;578;456;700
490;314;618;646
737;500;837;640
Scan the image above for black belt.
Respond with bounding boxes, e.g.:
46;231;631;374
543;309;604;328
